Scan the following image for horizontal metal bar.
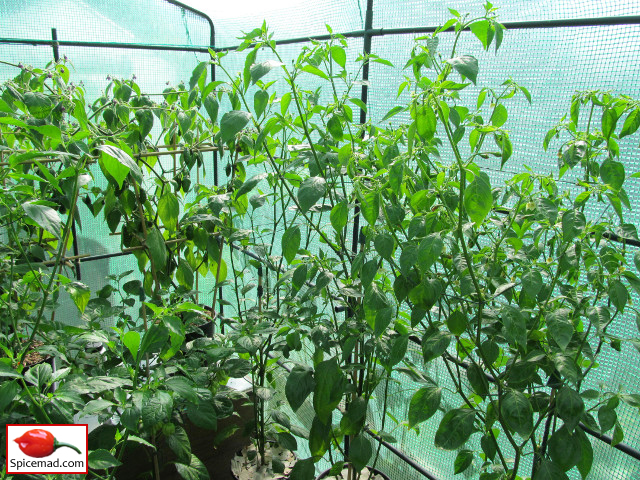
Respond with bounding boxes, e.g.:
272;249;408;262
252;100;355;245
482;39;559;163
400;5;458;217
215;15;640;52
3;15;639;57
579;422;640;461
0;37;211;53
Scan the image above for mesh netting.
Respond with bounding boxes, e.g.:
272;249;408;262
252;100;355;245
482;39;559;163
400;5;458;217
2;0;640;478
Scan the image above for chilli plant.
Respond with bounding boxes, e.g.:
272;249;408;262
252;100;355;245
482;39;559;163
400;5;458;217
204;4;640;480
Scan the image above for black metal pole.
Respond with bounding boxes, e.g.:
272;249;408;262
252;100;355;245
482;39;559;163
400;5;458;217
51;28;82;281
365;428;440;480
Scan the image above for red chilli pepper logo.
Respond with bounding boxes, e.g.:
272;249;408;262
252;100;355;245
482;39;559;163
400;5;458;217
14;429;81;458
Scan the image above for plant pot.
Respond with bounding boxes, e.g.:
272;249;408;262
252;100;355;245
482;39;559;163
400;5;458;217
230;444;296;480
115;390;254;480
316;465;390;480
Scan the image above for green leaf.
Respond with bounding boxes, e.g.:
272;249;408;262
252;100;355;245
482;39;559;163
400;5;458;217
267;431;294;456
177;112;192;135
470;20;491;50
23;91;54;119
140;324;169;359
186;399;217;430
381;106;405;122
30;124;62;141
89;449;122;470
547;308;573;352
467;363;489;397
292;264;308;291
203;94;219;124
297;177;326;213
236;172;267;198
65;281;90;314
97;145;143;187
330;201;348;231
454;450;474;474
82;399;114;416
122;330;140;362
146;226;167;270
374;233;394;260
313;357;346;423
282;226;301;264
23;201;61;239
447;310;467;336
285;364;315;412
0;380;19;412
422;328;451;363
522;270;543;297
289;458;315;480
491;104;508;127
561;210;586;243
415;103;437;139
158;192;179;232
502;390;533;437
360;190;380;225
417;234;443;272
254;90;269;118
309;416;331;458
408;386;441;428
189;62;208;90
176;258;194;289
548;425;581;471
301;64;329;80
434;408;476;450
446;55;479;85
602;108;619;140
0;362;22;379
620;108;640;138
576;428;593;479
24;362;52;389
219;110;252;143
495;132;513;168
556;387;584;432
330;46;347;68
340;396;366;435
175;454;210;480
533;459;570;480
612;422;624;446
280;92;292;115
142;390;172;428
598;405;617;433
464;171;492;225
349;435;372;472
135;109;154;139
481;434;497;461
609;279;628;311
600;159;625;190
167;425;191;464
166;377;198;403
250;60;284;84
327;115;343;141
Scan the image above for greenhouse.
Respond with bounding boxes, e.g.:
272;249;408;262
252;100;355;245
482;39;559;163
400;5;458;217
1;0;640;479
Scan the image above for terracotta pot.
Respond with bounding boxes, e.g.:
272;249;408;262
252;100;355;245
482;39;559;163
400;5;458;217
316;465;390;480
